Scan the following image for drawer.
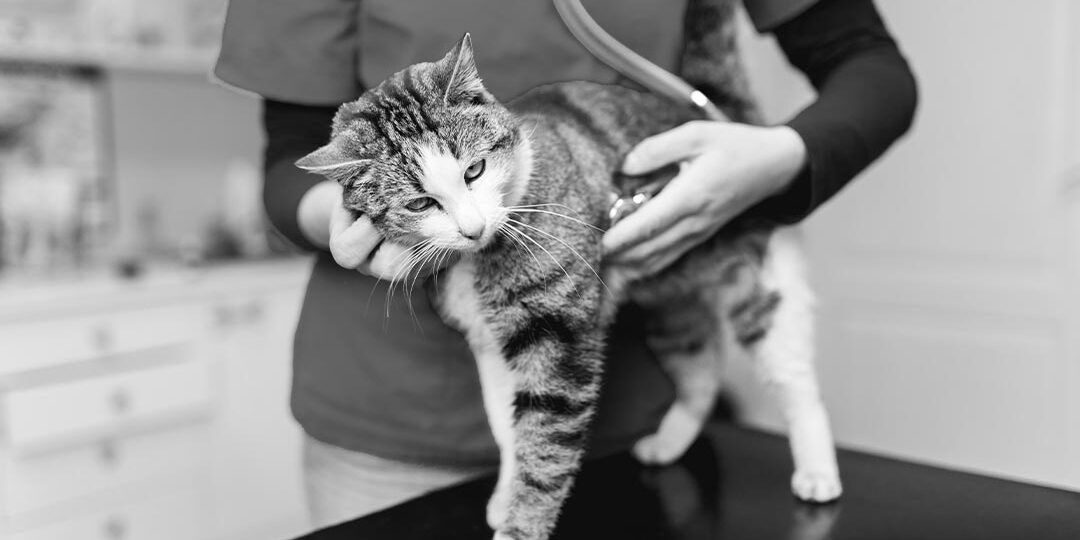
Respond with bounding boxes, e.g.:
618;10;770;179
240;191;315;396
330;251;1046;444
6;485;209;540
0;304;209;377
2;360;214;452
2;424;211;517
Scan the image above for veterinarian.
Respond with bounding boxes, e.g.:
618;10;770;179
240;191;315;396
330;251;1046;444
215;0;917;529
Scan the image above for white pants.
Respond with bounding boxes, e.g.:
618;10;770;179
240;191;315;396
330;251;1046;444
302;435;494;530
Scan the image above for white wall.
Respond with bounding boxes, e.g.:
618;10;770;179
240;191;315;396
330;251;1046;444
727;1;1080;491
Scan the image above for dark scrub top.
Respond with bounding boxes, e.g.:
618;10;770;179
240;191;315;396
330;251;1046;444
215;0;915;467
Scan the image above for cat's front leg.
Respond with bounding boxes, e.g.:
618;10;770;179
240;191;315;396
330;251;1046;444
441;259;606;540
487;288;606;539
487;314;604;540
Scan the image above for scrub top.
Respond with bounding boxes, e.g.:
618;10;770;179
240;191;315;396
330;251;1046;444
214;0;816;466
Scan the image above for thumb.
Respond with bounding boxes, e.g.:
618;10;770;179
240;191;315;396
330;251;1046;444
329;211;383;269
603;175;696;255
622;121;711;175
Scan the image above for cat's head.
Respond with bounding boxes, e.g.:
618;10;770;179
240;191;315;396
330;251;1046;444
297;34;530;253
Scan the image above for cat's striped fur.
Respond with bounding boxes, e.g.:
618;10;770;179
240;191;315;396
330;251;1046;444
298;1;840;538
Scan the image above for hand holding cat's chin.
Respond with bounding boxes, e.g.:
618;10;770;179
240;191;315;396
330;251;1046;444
328;201;452;281
602;121;807;281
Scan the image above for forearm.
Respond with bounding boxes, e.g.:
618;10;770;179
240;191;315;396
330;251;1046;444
262;99;339;251
748;0;919;223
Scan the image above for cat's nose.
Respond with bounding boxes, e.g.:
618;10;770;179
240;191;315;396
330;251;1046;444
460;222;485;240
453;203;486;241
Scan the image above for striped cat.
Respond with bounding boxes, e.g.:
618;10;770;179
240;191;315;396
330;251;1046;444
297;2;839;538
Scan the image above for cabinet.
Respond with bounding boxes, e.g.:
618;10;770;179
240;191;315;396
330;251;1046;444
0;259;312;540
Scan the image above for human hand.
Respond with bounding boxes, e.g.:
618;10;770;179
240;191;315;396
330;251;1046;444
603;121;806;281
328;190;447;281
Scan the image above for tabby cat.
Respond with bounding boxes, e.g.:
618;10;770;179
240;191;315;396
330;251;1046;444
297;1;840;538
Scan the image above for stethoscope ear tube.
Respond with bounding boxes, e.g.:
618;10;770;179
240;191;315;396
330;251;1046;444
552;0;727;122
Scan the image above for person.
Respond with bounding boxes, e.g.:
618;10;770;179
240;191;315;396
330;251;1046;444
214;0;917;529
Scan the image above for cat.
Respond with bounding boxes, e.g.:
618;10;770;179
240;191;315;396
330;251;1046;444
297;2;840;538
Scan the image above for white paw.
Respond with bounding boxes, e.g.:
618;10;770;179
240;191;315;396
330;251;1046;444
632;404;702;465
791;469;842;503
486;485;510;530
492;534;514;540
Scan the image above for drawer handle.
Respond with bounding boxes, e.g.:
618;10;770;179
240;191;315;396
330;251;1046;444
110;389;132;415
100;439;120;467
104;515;127;540
244;300;265;322
93;325;114;353
214;305;236;328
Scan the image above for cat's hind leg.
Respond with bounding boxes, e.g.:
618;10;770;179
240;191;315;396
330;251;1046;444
632;293;726;465
739;228;841;503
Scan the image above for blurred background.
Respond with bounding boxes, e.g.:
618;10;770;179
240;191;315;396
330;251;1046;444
0;1;1076;540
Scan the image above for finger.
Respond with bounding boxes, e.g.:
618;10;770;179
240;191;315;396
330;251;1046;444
368;241;412;280
329;214;384;269
329;202;359;235
622;121;712;175
603;168;708;255
609;216;716;276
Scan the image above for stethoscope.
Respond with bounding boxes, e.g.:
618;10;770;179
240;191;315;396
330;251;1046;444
552;0;727;225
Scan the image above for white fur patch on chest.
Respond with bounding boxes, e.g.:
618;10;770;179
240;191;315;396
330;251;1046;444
440;260;510;368
440;261;485;339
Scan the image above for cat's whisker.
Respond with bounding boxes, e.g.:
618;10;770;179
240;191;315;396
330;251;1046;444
507;218;609;293
504;223;575;285
385;242;423;308
431;249;446;290
408;243;442;299
401;246;424;297
384;244;415;314
506;207;606;233
499;226;545;273
404;240;439;293
501;227;561;297
385;238;435;318
508;202;580;213
497;227;531;263
399;242;441;325
507;202;593;223
402;245;438;325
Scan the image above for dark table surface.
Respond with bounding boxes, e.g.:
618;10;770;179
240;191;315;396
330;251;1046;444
296;423;1080;540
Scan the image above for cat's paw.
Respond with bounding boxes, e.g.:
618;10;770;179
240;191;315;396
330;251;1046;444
492;533;515;540
791;469;842;503
486;485;511;530
632;404;702;465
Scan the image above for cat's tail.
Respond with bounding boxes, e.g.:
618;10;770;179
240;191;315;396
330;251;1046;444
553;0;762;124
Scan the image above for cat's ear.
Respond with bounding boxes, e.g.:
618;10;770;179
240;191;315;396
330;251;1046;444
295;138;369;173
441;33;494;105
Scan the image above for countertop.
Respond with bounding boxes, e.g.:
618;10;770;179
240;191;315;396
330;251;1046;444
0;256;312;320
297;423;1080;540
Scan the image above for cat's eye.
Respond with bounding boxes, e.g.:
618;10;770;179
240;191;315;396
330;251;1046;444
405;197;438;212
463;159;486;182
